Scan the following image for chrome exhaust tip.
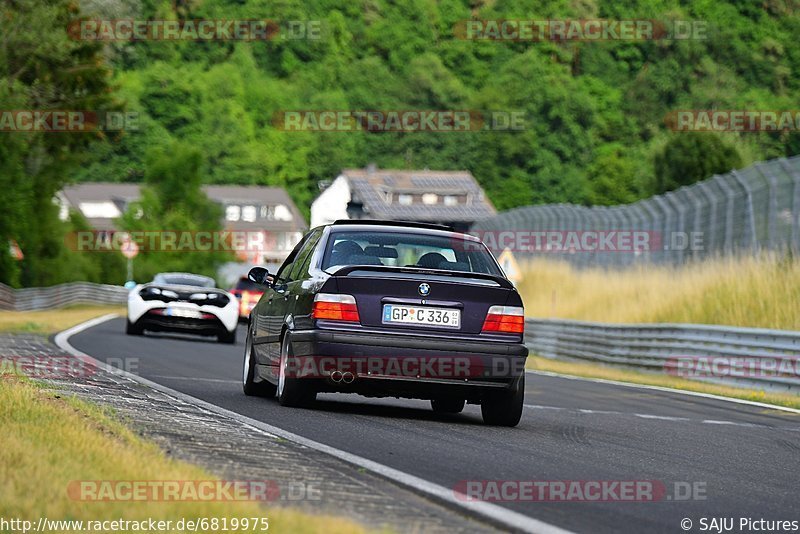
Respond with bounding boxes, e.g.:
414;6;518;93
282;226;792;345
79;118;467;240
330;370;343;383
342;371;355;384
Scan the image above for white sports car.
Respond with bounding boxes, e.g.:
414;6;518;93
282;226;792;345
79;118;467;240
126;272;239;344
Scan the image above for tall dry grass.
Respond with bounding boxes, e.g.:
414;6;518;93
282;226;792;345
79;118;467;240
517;255;800;330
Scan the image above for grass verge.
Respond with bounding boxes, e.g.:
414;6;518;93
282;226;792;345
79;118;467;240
0;305;124;335
527;356;800;411
0;377;365;533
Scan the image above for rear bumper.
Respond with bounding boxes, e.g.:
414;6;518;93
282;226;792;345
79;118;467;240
287;327;528;400
135;312;227;337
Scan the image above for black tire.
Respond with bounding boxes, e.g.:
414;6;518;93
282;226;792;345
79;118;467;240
431;398;465;414
218;328;237;344
125;319;144;336
242;328;276;397
277;333;316;407
481;373;525;427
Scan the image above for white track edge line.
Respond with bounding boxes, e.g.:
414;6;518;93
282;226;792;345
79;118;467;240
54;314;574;534
526;370;800;415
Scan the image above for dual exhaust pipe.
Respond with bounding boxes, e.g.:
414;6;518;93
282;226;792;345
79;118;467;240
330;370;355;384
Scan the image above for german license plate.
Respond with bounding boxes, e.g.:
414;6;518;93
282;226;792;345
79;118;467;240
165;307;203;319
382;304;460;328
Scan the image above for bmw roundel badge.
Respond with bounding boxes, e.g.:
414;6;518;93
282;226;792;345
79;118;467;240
418;283;431;296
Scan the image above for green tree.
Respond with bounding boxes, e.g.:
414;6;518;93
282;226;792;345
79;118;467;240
119;143;233;283
653;133;743;195
0;0;118;286
586;145;640;206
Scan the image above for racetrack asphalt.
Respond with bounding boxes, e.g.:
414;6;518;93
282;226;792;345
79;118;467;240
70;318;800;534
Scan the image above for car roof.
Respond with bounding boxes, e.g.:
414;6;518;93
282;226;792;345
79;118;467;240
326;220;481;242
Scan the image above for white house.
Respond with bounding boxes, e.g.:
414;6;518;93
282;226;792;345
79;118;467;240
310;166;495;231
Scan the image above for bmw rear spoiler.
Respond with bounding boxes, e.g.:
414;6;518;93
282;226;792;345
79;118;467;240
327;265;515;289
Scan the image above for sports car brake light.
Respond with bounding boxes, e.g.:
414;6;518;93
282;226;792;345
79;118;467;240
312;293;360;322
482;305;524;334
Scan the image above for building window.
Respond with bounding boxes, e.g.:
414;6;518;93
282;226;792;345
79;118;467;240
225;205;240;221
443;195;458;206
242;205;257;222
422;193;438;205
274;204;293;221
398;194;413;206
78;202;122;219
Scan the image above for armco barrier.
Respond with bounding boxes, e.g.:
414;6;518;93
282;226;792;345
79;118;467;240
525;318;800;391
0;282;128;311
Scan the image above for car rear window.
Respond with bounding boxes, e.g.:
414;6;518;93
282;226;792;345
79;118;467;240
153;274;215;287
321;230;502;276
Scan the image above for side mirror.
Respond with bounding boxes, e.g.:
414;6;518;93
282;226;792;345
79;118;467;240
247;266;273;286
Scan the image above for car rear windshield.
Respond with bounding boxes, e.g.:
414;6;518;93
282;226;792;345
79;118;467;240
321;230;502;276
153;274;215;287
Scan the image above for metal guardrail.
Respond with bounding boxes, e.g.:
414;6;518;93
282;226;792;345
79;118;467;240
525;318;800;391
0;282;128;311
3;282;798;391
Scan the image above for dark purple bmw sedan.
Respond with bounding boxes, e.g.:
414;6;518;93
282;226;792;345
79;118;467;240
242;220;528;426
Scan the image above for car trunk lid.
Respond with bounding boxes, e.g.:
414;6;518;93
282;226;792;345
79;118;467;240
325;266;516;335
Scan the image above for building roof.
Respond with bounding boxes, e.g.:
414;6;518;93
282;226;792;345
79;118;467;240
60;182;307;232
339;168;495;222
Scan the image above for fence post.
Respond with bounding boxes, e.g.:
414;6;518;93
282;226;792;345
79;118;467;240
697;180;718;257
731;170;758;253
686;186;705;261
754;162;778;250
652;196;674;264
779;157;800;254
714;174;737;254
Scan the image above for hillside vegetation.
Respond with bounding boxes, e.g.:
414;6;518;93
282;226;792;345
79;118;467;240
2;0;799;285
76;0;800;210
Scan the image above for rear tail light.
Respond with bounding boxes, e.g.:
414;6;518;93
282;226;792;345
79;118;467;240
312;293;360;322
482;305;524;334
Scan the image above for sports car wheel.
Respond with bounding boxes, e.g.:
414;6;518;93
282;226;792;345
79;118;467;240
125;319;144;336
242;328;276;397
431;398;465;414
218;328;237;344
277;333;315;407
481;373;524;427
